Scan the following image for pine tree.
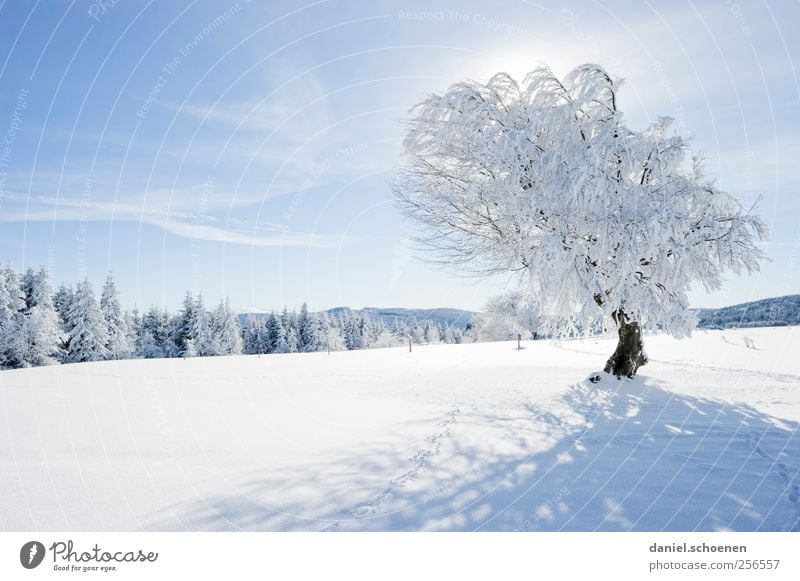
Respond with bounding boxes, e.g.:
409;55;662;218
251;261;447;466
243;317;269;354
296;303;310;351
53;283;74;321
52;284;74;361
65;278;109;362
17;267;64;366
170;292;198;357
266;313;287;353
139;306;168;358
192;294;218;356
298;304;324;352
360;314;376;348
285;325;300;353
0;266;19;369
324;321;347;352
127;308;142;357
100;272;133;359
184;338;197;358
21;268;36;311
0;264;26;368
213;298;243;355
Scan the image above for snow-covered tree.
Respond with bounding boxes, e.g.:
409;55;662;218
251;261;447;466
183;338;197;358
341;311;366;350
21;268;36;311
296;303;311;350
127;308;142;357
170;292;198;357
423;320;440;344
212;298;242;355
242;316;267;354
100;272;132;359
53;284;74;320
371;327;404;349
297;303;326;352
65;278;109;362
440;324;460;344
0;265;27;368
394;64;767;377
0;272;11;369
139;306;170;358
410;322;426;345
0;266;21;368
470;292;540;342
266;313;288;354
192;294;219;357
318;313;346;352
285;325;300;353
16;267;63;366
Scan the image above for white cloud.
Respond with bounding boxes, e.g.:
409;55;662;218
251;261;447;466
0;190;349;249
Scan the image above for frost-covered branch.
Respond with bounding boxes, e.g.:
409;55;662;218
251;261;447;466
394;64;767;340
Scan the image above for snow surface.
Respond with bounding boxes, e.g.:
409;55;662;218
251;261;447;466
1;327;798;531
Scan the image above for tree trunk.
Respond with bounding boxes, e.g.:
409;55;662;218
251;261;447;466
604;311;647;378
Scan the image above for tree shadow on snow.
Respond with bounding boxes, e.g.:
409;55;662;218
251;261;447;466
149;374;800;532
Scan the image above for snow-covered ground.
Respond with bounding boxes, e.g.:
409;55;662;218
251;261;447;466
1;327;798;532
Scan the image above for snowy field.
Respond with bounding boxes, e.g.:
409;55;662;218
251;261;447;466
1;326;798;532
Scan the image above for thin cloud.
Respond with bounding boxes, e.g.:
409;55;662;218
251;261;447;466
0;191;350;249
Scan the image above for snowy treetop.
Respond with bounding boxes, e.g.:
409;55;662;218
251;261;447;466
396;64;767;338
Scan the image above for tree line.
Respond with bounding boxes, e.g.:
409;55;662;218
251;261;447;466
0;263;468;371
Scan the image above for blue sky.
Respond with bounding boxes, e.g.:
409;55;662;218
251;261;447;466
0;0;798;312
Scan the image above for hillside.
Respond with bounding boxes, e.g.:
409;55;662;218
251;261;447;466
326;306;475;329
695;294;800;329
239;306;475;329
237;295;800;334
1;326;798;532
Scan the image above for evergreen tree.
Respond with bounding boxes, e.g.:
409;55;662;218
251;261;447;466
266;313;287;354
298;304;324;352
65;278;109;362
0;265;26;367
17;267;64;366
21;268;36;311
53;284;73;317
296;303;310;351
0;267;20;368
192;294;218;356
243;317;269;354
53;284;75;360
184;338;197;358
341;312;363;350
170;292;198;357
285;325;300;353
100;272;133;359
128;308;143;357
139;306;168;358
324;320;347;352
360;314;376;348
212;298;243;355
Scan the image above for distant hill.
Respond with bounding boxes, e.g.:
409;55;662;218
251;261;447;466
327;307;475;329
695;295;800;329
238;295;800;332
238;306;476;329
